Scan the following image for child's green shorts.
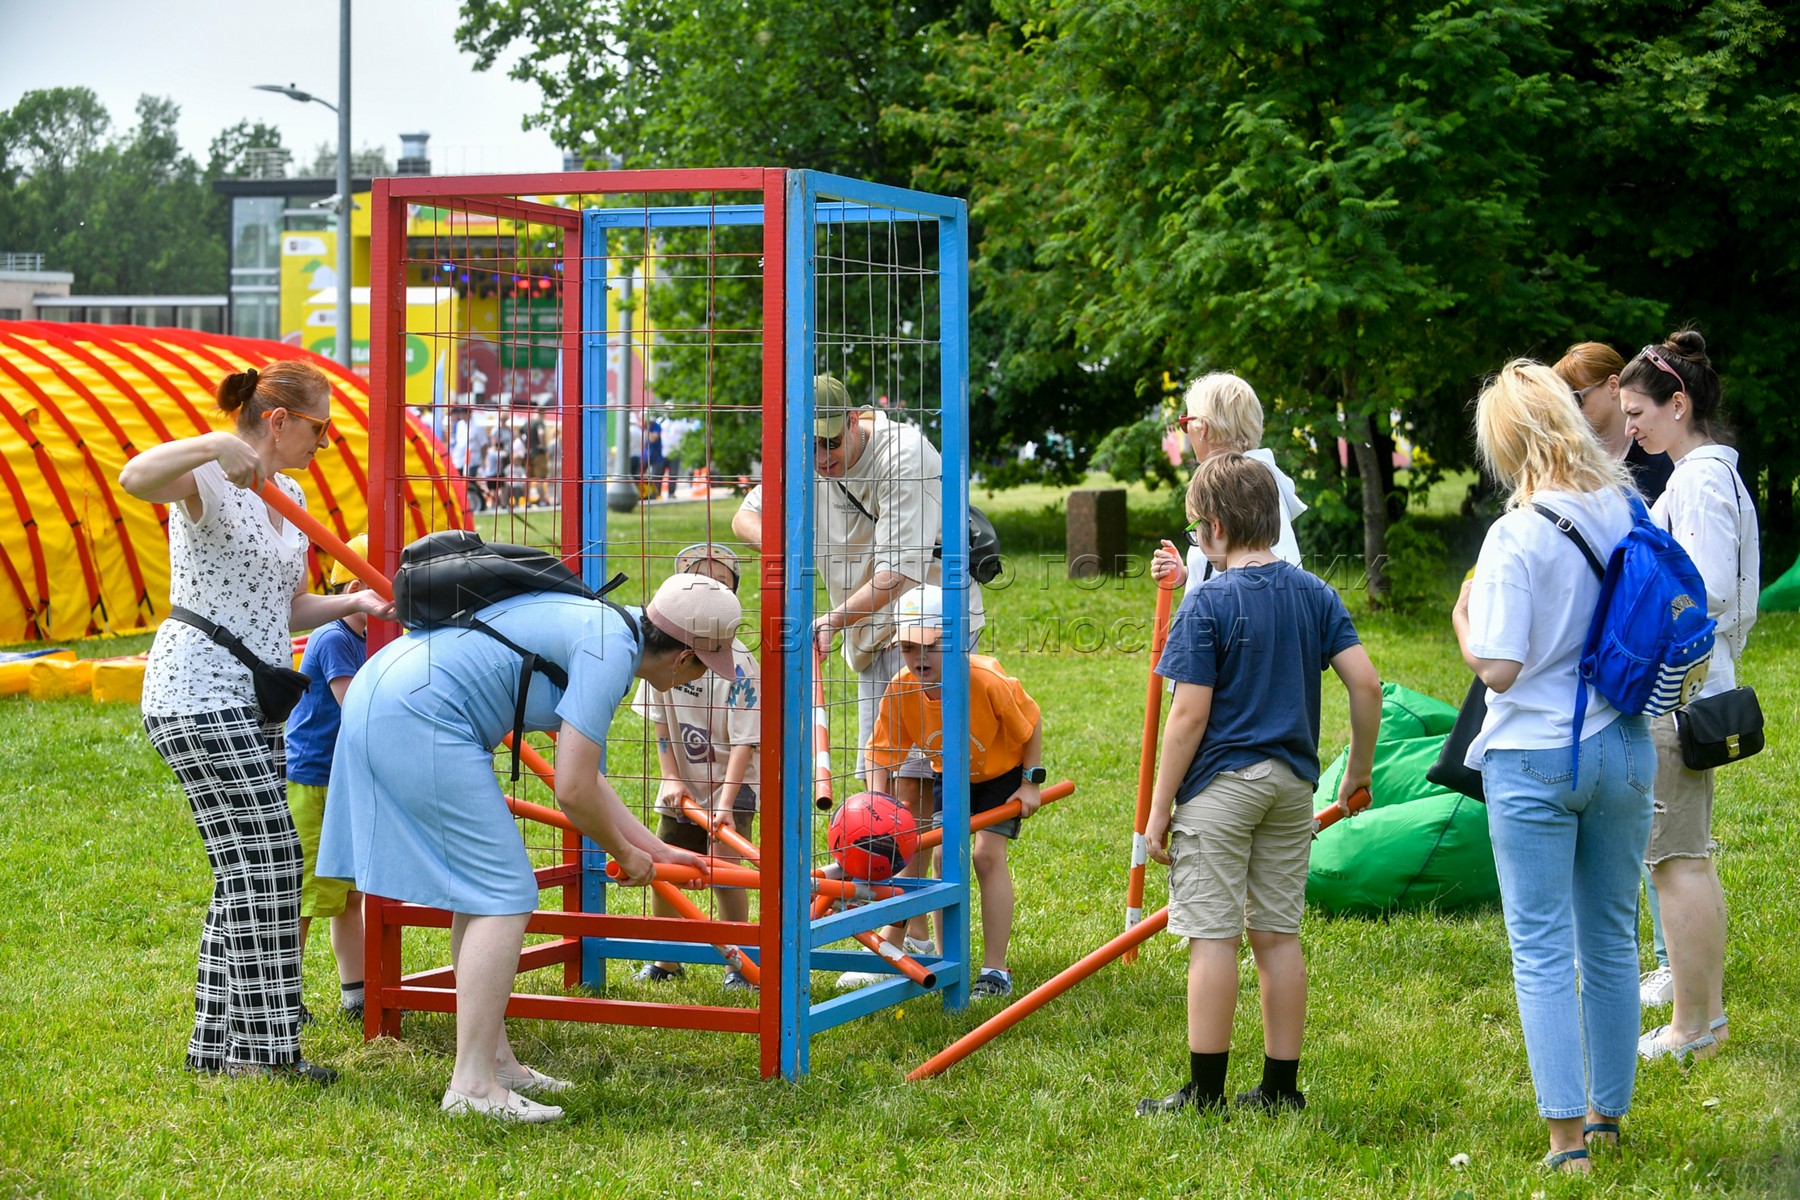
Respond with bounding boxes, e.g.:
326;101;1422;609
287;782;353;918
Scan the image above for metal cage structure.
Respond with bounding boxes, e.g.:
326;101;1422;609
360;168;971;1079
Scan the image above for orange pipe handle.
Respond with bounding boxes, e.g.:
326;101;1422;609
910;792;1357;1081
257;480;393;601
1124;583;1176;961
914;779;1074;853
647;879;761;986
1312;785;1373;834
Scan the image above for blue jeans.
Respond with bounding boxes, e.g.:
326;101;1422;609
1481;716;1654;1120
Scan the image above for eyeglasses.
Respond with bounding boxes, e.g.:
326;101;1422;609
1639;346;1688;395
1183;514;1206;547
266;407;333;437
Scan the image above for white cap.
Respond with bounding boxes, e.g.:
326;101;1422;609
893;584;945;645
646;573;742;677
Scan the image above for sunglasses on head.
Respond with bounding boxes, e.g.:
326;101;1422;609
1638;346;1688;394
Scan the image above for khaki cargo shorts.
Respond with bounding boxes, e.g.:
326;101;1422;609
1646;712;1716;864
1168;758;1315;939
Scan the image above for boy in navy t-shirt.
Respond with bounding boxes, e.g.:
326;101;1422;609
285;536;373;1023
1140;455;1382;1116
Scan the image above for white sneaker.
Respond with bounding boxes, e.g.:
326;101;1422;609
441;1086;564;1123
1639;966;1675;1007
835;970;885;989
902;937;937;958
496;1063;573;1095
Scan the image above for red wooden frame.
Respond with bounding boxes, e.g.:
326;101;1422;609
362;167;790;1076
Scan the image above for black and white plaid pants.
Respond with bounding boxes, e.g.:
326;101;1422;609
144;707;304;1070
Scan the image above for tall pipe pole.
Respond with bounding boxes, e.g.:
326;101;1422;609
336;0;353;371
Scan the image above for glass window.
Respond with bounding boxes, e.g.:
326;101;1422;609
134;306;177;327
232;196;284;271
232;293;280;340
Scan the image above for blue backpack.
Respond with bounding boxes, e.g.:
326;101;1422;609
1532;492;1715;784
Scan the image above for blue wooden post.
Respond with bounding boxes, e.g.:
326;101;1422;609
578;213;612;989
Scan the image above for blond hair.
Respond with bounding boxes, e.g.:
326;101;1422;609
1186;453;1279;550
1182;372;1264;451
1476;359;1634;509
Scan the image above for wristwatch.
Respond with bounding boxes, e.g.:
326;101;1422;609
1022;765;1047;785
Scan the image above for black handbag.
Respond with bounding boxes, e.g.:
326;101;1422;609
164;606;312;722
1671;465;1763;772
1427;674;1489;802
1674;686;1764;770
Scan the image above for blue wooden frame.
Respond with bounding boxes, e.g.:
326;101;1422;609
573;176;970;1077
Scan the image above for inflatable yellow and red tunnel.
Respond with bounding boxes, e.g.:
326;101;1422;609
0;321;467;644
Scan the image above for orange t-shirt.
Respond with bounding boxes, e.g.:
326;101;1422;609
865;655;1040;782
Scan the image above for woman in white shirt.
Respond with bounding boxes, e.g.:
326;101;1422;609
119;362;393;1083
1150;372;1307;598
1618;331;1758;1063
1452;359;1653;1174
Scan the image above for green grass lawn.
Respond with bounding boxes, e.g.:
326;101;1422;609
2;479;1796;1197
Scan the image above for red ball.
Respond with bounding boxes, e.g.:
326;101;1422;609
827;791;919;881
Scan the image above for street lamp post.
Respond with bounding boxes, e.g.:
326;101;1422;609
254;0;353;372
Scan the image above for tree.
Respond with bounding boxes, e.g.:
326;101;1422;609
207;119;288;179
1;89;236;296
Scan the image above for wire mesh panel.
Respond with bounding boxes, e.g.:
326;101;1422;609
362;168;967;1080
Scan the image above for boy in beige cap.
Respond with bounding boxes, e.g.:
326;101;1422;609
631;543;762;989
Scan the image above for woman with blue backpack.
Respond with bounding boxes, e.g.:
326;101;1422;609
1619;331;1760;1064
1451;359;1657;1175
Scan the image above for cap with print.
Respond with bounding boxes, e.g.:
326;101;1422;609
674;541;741;591
646;572;743;678
893;583;945;645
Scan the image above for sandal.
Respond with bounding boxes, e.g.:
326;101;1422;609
1639;1024;1717;1062
1542;1148;1590;1173
1582;1121;1620;1148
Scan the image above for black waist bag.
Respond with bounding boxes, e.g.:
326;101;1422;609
165;606;312;723
393;529;634;781
1427;675;1489;802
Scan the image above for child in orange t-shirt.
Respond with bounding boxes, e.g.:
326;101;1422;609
863;584;1045;1000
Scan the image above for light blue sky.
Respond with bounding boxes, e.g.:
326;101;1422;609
0;0;563;175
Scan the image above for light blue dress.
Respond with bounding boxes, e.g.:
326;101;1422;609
317;593;641;914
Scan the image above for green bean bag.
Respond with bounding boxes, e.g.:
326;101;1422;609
1307;683;1500;915
1762;554;1800;613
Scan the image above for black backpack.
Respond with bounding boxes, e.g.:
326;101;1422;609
392;529;635;781
837;481;1004;585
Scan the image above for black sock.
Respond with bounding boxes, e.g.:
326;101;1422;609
1188;1050;1230;1105
1259;1054;1301;1097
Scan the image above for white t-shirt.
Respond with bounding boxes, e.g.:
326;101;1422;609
631;640;760;812
1182;447;1308;598
1653;445;1759;697
142;463;309;717
1463;487;1635;766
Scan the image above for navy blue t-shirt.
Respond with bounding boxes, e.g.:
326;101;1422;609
285;619;368;786
1156;561;1361;803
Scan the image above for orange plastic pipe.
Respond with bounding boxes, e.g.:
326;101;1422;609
648;879;761;986
257;480;393;601
914;779;1074;853
907;789;1370;1082
610;859;901;901
681;796;935;988
813;648;834;811
1124;583;1176;962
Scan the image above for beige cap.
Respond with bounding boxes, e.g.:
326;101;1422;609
674;541;741;590
646;573;743;678
815;373;852;438
893;584;945;645
328;534;369;588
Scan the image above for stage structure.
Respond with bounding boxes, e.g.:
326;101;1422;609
360;168;974;1079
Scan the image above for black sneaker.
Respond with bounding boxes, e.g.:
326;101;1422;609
340;1001;365;1025
633;963;685;983
971;969;1014;1001
296;1002;315;1028
1234;1086;1305;1112
1136;1082;1225;1117
226;1058;339;1085
722;969;757;993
